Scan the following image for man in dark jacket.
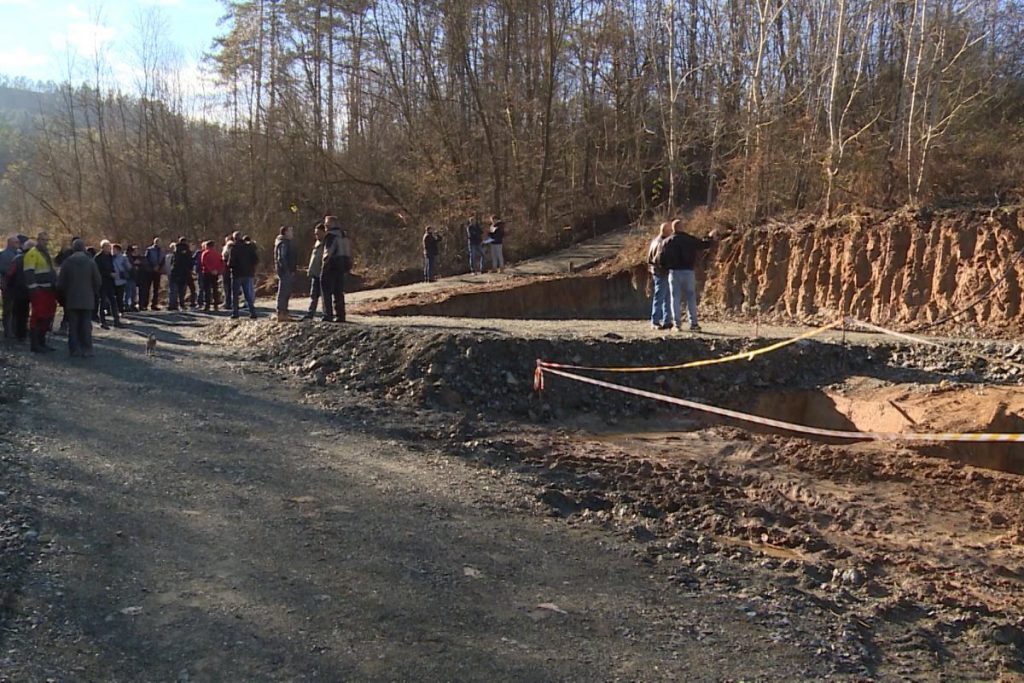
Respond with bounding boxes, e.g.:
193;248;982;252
169;239;192;311
93;240;122;329
274;226;298;322
227;231;259;319
422;226;441;282
144;237;163;310
466;217;483;274
658;219;713;332
320;215;351;322
56;239;101;357
0;235;21;338
5;238;29;342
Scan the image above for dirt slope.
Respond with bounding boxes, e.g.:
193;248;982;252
702;206;1024;332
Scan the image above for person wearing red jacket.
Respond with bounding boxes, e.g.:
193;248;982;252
199;241;225;311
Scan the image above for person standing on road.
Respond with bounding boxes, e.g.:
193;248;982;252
24;232;58;352
302;223;326;321
221;235;236;313
199;240;224;311
466;216;484;274
274;226;298;322
227;230;259;319
169;239;192;311
647;222;672;330
0;236;21;338
6;239;31;343
320;215;351;323
423;225;442;283
94;240;122;329
144;237;163;310
658;219;712;332
487;217;506;272
111;244;131;313
56;239;101;358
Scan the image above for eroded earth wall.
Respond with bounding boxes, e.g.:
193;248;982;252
701;206;1024;330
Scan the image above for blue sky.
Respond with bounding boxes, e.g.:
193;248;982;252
0;0;224;89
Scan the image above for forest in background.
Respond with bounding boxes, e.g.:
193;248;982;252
1;0;1024;278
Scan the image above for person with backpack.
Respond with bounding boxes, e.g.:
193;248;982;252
466;217;484;274
274;226;298;322
647;222;673;330
658;219;713;332
422;225;442;282
320;215;351;323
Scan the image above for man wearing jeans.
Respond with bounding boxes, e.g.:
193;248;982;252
658;219;712;332
226;231;259;319
646;222;672;330
303;223;325;320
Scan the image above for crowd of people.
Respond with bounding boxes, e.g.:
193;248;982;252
0;214;354;357
422;215;507;282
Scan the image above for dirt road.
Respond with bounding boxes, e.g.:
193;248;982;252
0;312;837;681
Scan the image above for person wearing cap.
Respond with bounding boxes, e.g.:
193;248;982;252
0;236;21;338
56;239;101;357
24;232;57;352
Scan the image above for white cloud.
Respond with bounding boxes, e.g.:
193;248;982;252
0;46;48;68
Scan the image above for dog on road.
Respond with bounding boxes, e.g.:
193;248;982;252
145;335;157;356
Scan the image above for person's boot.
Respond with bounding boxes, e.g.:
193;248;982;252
29;329;40;353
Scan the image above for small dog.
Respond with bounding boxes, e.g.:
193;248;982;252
145;335;157;356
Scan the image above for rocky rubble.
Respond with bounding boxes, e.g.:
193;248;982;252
205;319;1024;677
0;353;30;635
205;319;1021;421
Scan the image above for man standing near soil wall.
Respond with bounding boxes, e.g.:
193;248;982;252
659;219;711;332
647;222;672;330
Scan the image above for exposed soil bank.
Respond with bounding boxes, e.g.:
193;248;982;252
702;205;1024;331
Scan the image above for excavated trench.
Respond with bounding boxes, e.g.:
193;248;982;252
371;273;648;319
744;382;1024;474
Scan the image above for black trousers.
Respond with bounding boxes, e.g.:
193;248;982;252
321;269;345;321
11;294;28;340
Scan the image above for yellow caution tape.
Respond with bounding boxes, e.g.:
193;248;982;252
538;319;844;373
